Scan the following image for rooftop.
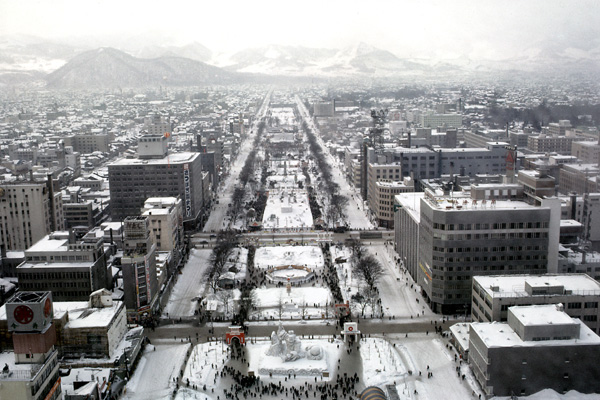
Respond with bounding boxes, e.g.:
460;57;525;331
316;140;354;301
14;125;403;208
512;304;575;326
109;151;198;166
475;274;600;298
471;318;600;348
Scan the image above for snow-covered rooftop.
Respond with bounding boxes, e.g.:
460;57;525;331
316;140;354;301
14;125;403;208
474;274;600;298
471;318;600;349
109;151;199;166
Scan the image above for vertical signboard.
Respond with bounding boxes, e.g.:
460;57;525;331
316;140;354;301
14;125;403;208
183;163;192;218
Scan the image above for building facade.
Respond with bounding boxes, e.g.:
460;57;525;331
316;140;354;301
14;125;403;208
469;304;600;397
120;217;158;321
414;189;560;313
0;178;64;251
471;274;600;333
108;152;205;224
15;232;110;301
368;177;414;228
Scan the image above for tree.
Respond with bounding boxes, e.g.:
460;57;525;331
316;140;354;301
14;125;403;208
204;230;238;291
218;289;235;320
346;238;366;267
276;291;285;320
353;254;384;289
300;297;308;320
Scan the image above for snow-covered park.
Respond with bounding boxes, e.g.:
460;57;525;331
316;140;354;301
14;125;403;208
262;189;313;230
254;245;324;270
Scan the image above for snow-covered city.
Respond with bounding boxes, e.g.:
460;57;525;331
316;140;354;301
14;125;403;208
2;1;600;400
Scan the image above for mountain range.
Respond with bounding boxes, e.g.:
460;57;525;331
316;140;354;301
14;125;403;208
45;47;235;89
1;36;600;88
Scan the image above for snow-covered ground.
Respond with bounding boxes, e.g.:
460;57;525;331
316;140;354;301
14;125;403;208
254;245;324;269
163;249;211;318
182;342;227;392
124;343;191;400
369;242;437;320
250;287;333;320
262;189;313;230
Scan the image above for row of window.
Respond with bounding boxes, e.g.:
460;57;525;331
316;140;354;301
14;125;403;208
567;302;598;309
433;222;548;231
433;232;548;240
433;245;543;253
19;271;90;280
432;254;547;263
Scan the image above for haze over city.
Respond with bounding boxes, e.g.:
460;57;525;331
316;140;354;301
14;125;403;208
2;0;600;60
1;1;600;400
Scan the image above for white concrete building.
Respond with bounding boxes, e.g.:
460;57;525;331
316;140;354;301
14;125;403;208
472;274;600;333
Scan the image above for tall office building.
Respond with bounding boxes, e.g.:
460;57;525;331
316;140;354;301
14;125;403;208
0;177;64;251
395;188;560;314
121;216;158;321
108;151;205;224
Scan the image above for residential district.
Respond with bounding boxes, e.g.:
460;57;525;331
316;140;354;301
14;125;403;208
1;83;600;400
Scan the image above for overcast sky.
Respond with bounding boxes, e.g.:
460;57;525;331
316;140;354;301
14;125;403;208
1;0;599;59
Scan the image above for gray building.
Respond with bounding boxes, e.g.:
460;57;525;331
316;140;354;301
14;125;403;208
472;274;600;333
396;187;561;314
469;304;600;397
121;216;158;321
108;152;205;224
16;232;110;301
0;177;65;251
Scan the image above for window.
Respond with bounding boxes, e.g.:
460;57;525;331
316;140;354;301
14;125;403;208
585;302;598;309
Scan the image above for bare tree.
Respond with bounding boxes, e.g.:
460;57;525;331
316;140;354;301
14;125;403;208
300;297;308;320
204;230;238;291
353;253;384;289
346;238;366;267
277;291;285;320
351;286;379;317
218;289;235;319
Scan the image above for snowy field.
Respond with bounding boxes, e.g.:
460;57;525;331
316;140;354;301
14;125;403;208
124;343;191;400
182;342;228;392
255;245;324;269
170;333;490;400
250;287;333;320
262;189;313;230
163;249;211;318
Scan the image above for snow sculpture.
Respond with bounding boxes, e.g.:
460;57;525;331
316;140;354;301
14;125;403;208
305;345;324;360
266;323;305;362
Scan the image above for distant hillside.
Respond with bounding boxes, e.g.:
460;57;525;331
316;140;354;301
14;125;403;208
46;47;236;88
212;42;433;77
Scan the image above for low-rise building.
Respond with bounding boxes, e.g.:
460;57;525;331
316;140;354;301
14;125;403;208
469;304;600;397
16;232;110;301
471;274;600;333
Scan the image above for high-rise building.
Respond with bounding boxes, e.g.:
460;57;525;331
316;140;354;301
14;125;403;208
419;113;463;128
367;177;414;228
395;188;561;314
142;197;184;277
0;177;64;251
108;152;206;224
121;216;158;321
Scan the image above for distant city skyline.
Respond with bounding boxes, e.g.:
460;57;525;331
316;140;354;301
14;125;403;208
1;0;600;60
